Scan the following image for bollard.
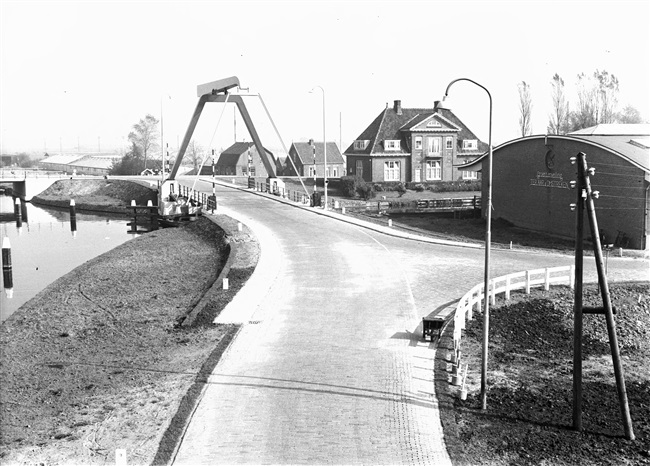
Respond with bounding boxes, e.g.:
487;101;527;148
2;236;13;294
69;199;77;236
237;222;242;232
223;278;229;290
14;198;22;229
388;219;393;228
341;206;346;214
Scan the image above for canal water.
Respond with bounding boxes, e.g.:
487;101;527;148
0;196;134;322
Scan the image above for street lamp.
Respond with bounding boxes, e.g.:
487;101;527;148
439;78;493;410
310;86;327;209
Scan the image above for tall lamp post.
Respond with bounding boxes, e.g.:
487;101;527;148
311;86;327;209
440;78;493;410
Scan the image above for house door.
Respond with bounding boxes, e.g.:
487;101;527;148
414;168;421;182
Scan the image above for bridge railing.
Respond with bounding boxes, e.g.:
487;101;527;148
0;169;68;179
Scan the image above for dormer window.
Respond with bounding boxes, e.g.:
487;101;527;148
427;119;441;128
462;139;478;150
354;140;369;150
384;140;401;151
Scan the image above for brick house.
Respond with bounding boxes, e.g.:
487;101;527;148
283;141;345;178
214;142;278;177
344;100;487;183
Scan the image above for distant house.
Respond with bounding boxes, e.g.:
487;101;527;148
214;142;278;177
344;100;487;183
39;153;121;176
284;141;345;178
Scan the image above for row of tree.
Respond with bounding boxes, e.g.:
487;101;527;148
517;70;646;137
109;114;207;176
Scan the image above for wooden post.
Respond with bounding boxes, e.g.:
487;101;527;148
580;153;635;440
573;153;585;433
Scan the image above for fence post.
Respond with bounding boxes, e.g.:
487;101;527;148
490;279;496;305
545;268;551;291
525;270;531;294
569;264;575;290
505;275;511;300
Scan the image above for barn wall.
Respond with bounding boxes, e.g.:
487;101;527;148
484;136;647;249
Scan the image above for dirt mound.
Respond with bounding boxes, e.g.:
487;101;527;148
32;179;157;213
439;282;650;465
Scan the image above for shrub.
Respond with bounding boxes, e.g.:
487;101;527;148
356;183;376;200
339;175;364;198
395;182;407;197
413;183;425;192
373;184;384;192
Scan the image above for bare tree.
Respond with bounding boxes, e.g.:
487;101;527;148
595;69;619;124
617;104;645;124
569;70;620;131
128;114;159;171
547;73;570;134
518;81;533;137
570;73;598;131
186;140;205;173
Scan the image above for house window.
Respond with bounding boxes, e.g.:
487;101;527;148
427;119;441;127
446;137;453;149
426;160;441;180
354;140;369;150
462;170;478;180
333;166;338;177
384;161;400;181
309;166;316;178
427;137;441;155
462;139;478;150
385;140;400;150
356;160;363;178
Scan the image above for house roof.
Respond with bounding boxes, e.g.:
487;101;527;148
344;102;488;156
39;154;87;165
460;134;650;173
216;142;275;167
290;142;344;165
568;124;650;136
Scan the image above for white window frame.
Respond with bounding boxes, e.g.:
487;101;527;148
426;160;441;180
384;140;401;151
446;137;454;150
354;140;369;150
355;160;363;178
414;136;422;150
427;119;441;127
384;160;400;181
427;137;441;155
309;166;316;178
462;139;478;150
462;170;478;180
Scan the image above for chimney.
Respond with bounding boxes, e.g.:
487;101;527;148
434;100;440;110
393;100;402;115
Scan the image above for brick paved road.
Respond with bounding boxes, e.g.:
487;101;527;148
173;181;648;465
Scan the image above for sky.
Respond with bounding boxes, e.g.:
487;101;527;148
1;0;649;157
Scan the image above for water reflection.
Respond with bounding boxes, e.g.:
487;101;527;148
0;196;133;322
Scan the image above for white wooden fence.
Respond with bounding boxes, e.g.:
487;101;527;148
450;265;575;352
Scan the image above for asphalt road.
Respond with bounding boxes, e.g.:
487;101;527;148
172;179;648;465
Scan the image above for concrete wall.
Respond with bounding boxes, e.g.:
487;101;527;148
483;136;648;249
